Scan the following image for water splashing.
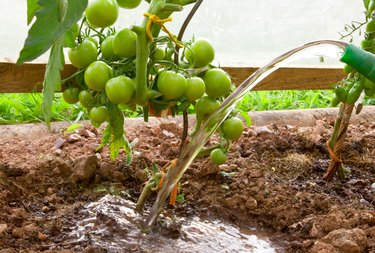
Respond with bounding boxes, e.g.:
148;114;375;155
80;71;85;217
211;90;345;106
145;40;348;227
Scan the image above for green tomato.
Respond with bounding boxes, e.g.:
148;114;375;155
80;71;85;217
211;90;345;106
221;117;244;141
366;19;375;33
185;77;205;101
101;35;116;59
117;0;141;9
85;0;119;28
152;47;165;61
79;90;94;108
346;82;364;104
334;86;348;103
84;61;113;91
68;40;98;69
90;106;109;123
204;68;231;98
85;37;99;47
185;39;215;68
210;148;227;165
105;76;135;104
157;71;188;100
63;87;80;104
113;28;137;58
195;96;220;121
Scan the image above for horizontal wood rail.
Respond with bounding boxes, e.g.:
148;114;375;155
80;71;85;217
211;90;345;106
0;60;345;93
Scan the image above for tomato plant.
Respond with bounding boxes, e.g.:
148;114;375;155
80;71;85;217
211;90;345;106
19;0;250;218
85;0;119;28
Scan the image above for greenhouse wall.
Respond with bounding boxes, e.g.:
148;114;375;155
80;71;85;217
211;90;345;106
0;0;364;66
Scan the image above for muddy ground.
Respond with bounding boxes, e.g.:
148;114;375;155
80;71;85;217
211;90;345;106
0;113;374;253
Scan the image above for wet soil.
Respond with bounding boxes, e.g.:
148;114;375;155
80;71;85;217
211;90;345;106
0;115;374;252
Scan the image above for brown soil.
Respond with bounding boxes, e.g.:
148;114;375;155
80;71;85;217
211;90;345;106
0;116;374;253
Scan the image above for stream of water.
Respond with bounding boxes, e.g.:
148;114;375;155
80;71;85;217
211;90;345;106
145;40;348;227
70;194;275;252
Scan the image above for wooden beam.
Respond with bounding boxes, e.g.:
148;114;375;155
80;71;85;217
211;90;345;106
0;61;345;93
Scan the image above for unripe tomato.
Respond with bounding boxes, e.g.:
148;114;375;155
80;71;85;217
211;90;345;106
334;87;348;103
185;77;205;101
221;117;244;140
90;106;109;123
204;68;231;98
84;61;113;91
79;90;94;108
63;87;80;104
85;0;119;28
117;0;141;9
68;40;98;69
113;28;137;58
85;37;99;47
101;35;116;59
184;39;215;68
366;19;375;33
346;82;364;104
195;96;220;121
152;47;165;61
157;71;188;100
210;148;226;165
105;76;135;104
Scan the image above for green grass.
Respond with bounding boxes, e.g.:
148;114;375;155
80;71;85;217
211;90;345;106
0;90;374;124
0;93;84;124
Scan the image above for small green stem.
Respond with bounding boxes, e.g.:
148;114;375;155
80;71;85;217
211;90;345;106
329;103;345;148
135;183;154;212
61;69;85;85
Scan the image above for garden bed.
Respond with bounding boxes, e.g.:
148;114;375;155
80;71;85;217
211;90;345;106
0;108;374;252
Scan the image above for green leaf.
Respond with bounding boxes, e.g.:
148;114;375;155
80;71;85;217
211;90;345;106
42;37;65;126
123;136;133;165
97;123;111;150
27;0;40;25
18;0;88;64
239;111;252;127
109;135;126;160
64;123;82;133
108;105;125;160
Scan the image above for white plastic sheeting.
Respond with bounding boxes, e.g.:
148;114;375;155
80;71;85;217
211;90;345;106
0;0;364;66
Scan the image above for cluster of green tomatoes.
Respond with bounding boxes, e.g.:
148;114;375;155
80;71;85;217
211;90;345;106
332;0;375;106
62;0;244;164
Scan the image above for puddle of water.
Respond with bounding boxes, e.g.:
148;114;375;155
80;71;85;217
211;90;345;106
69;194;276;253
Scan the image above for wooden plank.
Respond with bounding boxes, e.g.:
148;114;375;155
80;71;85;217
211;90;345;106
0;61;345;93
0;61;76;93
224;66;346;91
